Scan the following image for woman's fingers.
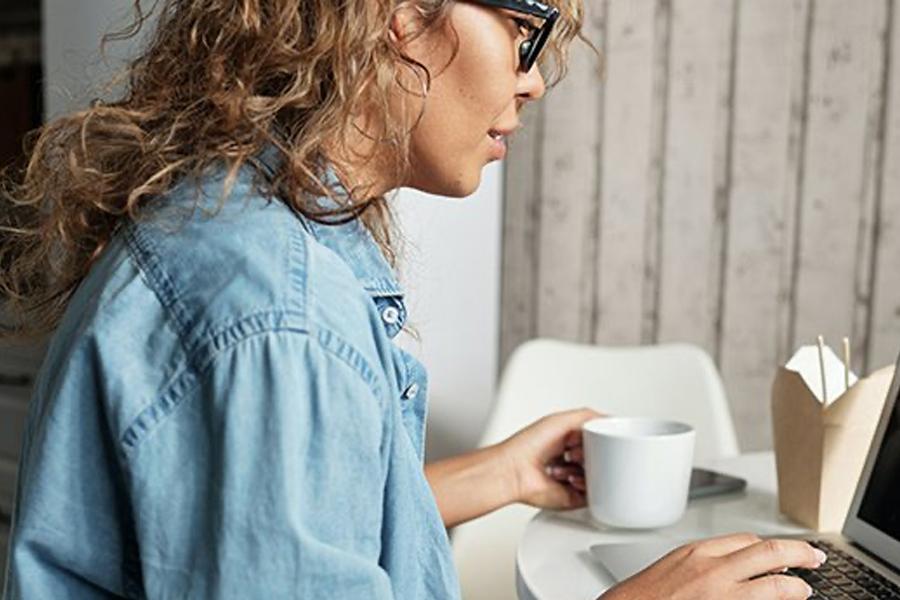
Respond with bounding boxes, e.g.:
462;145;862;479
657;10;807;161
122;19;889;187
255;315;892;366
546;464;580;478
567;475;585;492
723;539;826;581
559;480;586;508
544;464;586;492
690;532;763;558
562;446;583;464
741;574;814;600
539;471;587;508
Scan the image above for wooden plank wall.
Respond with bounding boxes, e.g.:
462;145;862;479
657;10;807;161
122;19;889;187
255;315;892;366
501;0;899;450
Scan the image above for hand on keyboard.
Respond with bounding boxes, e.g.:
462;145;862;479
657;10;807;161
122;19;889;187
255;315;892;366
599;532;825;600
787;540;900;599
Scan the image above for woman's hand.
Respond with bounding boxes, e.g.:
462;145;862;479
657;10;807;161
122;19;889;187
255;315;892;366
424;407;600;527
497;407;602;510
600;533;826;600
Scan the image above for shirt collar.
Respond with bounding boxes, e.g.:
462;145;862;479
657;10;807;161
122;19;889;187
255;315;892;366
255;146;404;300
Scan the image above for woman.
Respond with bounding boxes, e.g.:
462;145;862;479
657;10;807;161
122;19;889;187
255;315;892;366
1;0;824;598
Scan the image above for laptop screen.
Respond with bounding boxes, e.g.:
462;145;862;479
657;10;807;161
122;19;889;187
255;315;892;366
857;384;900;540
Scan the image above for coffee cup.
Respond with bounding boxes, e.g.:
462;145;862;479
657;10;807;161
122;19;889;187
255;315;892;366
582;417;695;529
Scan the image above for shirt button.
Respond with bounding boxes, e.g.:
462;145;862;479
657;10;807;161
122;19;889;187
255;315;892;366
382;306;401;325
403;383;420;400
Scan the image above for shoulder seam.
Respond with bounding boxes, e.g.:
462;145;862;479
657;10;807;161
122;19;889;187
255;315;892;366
288;218;311;316
122;224;194;354
123;214;312;371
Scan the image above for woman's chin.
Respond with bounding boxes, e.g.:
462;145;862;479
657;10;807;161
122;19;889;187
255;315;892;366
413;169;482;199
452;164;488;198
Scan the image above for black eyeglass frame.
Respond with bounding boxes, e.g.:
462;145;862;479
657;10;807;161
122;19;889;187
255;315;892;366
469;0;560;73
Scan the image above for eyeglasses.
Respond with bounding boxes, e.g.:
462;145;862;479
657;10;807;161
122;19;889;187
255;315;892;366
469;0;560;73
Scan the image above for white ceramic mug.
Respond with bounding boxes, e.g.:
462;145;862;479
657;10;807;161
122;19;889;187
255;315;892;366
582;417;695;529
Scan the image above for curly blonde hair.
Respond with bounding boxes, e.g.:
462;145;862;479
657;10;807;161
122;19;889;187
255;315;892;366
0;0;586;337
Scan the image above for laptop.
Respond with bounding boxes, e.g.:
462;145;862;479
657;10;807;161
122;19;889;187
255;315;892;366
591;351;900;598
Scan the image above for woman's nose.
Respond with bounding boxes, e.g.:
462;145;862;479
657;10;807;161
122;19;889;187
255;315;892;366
517;64;546;101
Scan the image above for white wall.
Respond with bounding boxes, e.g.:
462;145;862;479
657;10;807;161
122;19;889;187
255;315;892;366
41;0;502;460
395;174;502;460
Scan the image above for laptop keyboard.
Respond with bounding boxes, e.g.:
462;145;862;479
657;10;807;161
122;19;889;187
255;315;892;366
786;540;900;599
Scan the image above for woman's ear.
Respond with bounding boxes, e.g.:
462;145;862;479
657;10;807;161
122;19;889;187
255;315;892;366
388;6;421;45
388;12;402;43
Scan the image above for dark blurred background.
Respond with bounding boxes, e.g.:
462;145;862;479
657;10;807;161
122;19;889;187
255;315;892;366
0;0;41;584
1;0;41;170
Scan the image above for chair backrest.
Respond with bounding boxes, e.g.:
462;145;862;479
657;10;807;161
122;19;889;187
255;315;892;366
452;339;738;600
480;339;739;460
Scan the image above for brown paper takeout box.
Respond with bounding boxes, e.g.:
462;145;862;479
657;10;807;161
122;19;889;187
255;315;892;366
771;348;894;532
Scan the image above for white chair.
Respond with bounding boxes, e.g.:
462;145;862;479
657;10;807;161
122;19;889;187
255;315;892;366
451;339;739;600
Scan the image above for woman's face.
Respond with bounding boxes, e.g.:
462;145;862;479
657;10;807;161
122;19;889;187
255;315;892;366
399;2;547;197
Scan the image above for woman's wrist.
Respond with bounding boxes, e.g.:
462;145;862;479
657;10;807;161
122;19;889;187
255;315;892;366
491;439;528;506
468;442;523;510
425;443;523;527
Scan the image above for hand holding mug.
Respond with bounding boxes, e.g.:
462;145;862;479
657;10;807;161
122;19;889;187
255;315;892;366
498;407;602;510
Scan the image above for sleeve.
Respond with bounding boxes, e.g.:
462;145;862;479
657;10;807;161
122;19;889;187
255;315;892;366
128;329;395;599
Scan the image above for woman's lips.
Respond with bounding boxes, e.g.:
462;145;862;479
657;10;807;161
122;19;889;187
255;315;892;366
487;132;507;160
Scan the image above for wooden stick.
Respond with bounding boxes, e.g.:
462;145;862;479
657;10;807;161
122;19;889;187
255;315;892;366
843;336;851;391
817;335;828;403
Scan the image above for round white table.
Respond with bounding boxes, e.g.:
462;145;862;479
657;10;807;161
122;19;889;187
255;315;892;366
516;452;809;600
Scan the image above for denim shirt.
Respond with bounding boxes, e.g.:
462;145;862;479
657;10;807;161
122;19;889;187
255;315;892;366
3;163;461;599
